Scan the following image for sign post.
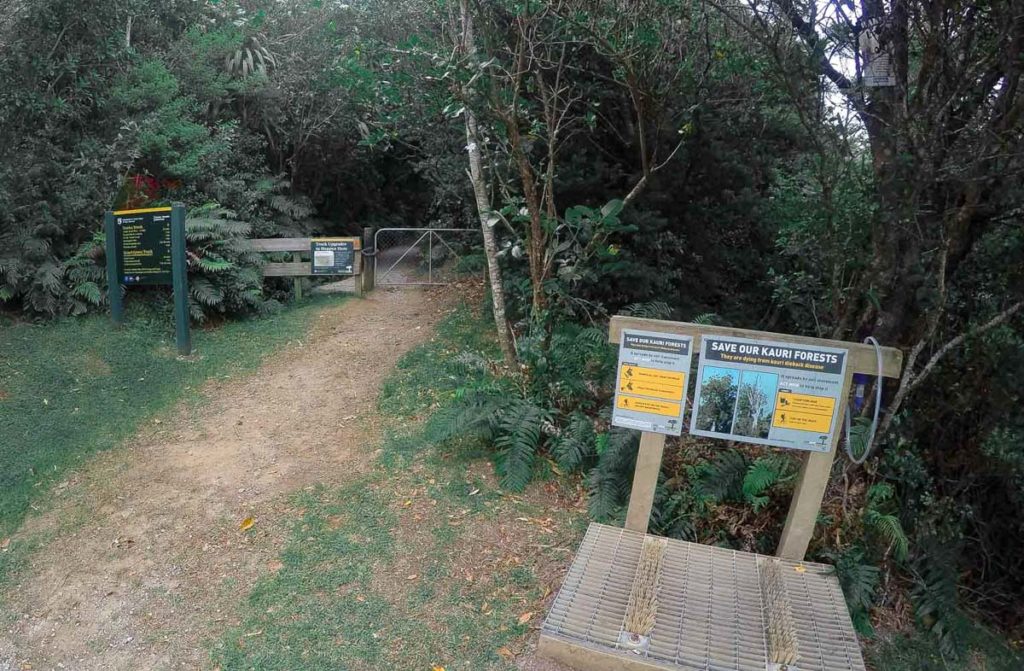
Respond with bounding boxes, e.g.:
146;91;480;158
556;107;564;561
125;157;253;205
170;204;191;356
105;204;191;356
104;211;124;326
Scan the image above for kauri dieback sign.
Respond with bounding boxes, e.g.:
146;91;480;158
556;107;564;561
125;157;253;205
690;336;848;452
611;330;693;436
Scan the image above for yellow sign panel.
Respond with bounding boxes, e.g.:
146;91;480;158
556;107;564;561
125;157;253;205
772;392;835;433
618;365;685;401
616;395;681;417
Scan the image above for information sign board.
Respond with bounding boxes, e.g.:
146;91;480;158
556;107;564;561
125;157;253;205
611;330;693;436
690;336;848;452
310;238;359;275
113;207;173;285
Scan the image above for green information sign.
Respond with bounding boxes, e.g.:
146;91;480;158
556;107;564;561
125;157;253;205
105;204;191;356
311;237;360;275
113;207;174;285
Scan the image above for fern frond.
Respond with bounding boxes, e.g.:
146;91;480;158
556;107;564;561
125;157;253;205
425;390;502;444
696;449;749;501
194;255;234;273
553;412;596;471
912;542;966;658
494;400;548;491
71;281;103;305
865;510;909;562
620;301;672;319
190;278;225;307
690;312;720;325
587;467;624;521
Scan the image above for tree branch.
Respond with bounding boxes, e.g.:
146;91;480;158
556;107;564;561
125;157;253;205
877;300;1024;440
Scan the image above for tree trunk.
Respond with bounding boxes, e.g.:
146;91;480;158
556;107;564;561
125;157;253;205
461;0;516;366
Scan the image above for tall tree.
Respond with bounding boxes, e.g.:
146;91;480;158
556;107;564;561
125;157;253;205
712;0;1024;438
459;0;517;365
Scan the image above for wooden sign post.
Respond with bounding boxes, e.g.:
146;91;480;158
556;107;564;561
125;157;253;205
608;316;903;560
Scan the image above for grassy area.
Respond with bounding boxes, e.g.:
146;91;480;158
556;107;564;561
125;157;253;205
210;305;586;670
868;622;1024;671
0;297;344;579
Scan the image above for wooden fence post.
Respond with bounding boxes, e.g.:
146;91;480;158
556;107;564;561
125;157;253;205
361;227;375;293
291;251;303;300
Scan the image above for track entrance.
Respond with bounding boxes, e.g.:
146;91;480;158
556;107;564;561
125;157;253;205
373;228;480;286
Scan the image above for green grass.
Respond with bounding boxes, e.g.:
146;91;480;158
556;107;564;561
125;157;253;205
211;304;584;670
0;297;343;557
868;622;1024;670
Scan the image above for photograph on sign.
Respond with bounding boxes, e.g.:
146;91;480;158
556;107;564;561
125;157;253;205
310;238;358;275
690;336;848;452
113;207;174;285
611;329;693;436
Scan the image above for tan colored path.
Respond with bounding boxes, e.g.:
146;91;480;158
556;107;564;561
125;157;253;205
0;287;450;671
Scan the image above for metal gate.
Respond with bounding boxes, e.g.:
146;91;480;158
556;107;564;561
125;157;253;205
373;228;481;286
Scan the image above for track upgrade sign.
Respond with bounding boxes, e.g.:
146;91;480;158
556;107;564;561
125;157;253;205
612;330;693;436
690;336;848;452
113;207;173;285
311;237;359;275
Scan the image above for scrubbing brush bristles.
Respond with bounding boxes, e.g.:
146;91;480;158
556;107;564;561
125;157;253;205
759;557;800;668
622;536;667;637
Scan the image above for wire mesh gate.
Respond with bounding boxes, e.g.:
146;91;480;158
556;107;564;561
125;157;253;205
373;228;480;286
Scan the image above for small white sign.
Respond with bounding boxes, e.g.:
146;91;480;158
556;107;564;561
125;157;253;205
313;250;335;267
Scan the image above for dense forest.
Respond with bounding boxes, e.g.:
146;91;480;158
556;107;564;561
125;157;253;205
2;0;1023;661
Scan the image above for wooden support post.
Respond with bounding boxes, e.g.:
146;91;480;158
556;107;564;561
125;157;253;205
292;252;303;300
361;227;375;294
776;366;854;560
624;431;666;534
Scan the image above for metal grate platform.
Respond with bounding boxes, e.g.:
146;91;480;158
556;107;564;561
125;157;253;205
539;523;865;671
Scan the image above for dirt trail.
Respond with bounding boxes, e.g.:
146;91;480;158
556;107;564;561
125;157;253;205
0;287;451;671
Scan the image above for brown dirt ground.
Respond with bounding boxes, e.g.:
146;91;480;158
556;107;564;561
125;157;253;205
0;287;453;671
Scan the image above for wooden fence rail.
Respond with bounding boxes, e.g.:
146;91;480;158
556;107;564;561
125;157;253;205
240;237;364;297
